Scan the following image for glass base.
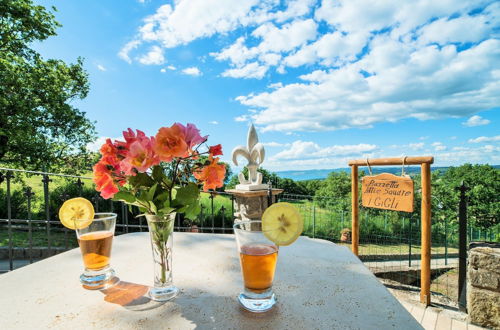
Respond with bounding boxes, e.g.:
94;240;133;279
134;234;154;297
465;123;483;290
238;288;276;313
80;267;116;290
148;285;179;301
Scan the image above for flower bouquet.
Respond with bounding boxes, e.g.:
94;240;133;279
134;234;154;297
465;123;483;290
93;123;225;301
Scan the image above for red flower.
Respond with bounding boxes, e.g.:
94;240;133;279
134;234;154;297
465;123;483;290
209;144;223;156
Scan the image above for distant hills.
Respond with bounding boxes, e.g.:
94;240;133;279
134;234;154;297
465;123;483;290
275;165;499;181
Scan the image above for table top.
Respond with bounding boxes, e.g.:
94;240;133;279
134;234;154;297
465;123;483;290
0;232;421;330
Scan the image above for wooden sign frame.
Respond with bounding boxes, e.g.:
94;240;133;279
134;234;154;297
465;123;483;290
348;156;434;306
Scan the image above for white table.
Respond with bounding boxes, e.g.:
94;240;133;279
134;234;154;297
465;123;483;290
0;232;422;329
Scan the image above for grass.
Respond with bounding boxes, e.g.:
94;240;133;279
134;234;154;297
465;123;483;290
431;268;458;301
336;242;459;256
0;229;78;248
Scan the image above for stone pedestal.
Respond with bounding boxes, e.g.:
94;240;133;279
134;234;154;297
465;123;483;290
467;242;500;329
225;188;283;222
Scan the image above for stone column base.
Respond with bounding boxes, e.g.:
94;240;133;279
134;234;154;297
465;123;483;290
225;189;284;222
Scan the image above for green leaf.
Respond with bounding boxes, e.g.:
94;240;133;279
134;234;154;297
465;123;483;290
152;165;164;182
112;191;136;203
158;206;175;215
174;182;200;206
149;201;157;214
128;172;154;188
155;191;170;203
183;203;201;220
147;183;158;201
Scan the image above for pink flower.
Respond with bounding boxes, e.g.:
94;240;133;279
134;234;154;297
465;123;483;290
176;123;207;153
120;135;159;174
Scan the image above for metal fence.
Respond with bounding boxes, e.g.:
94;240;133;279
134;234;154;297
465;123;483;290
0;168;236;273
1;167;498;308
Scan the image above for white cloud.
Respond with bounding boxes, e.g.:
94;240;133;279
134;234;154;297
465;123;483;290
271;140;377;160
123;0;500;132
239;38;500;132
435;145;500;165
418;14;492;46
160;65;176;73
468;135;500;143
182;67;202;76
222;62;268;79
138;46;165;65
409;143;425;150
262;142;288;147
97;64;106;72
118;40;141;64
431;142;447;151
462;115;491;127
209;120;219;125
234;115;249;122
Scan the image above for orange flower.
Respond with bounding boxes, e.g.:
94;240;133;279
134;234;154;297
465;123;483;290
93;160;119;199
194;156;226;191
153;123;188;161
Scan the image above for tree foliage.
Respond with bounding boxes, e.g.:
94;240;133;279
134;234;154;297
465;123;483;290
0;0;96;173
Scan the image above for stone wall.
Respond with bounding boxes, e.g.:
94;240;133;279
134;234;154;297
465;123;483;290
467;242;500;329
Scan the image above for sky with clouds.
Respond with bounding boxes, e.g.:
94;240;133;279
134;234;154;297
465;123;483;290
35;0;499;171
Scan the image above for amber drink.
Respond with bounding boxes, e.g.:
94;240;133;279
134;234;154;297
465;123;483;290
78;231;113;270
75;213;117;289
234;221;278;312
240;244;278;292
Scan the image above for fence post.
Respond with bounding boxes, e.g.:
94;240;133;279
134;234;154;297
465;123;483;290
25;187;35;264
210;193;215;233
408;216;412;267
6;172;14;271
420;162;432;306
444;216;448;266
312;203;316;239
351;165;359;256
457;181;469;312
42;174;52;255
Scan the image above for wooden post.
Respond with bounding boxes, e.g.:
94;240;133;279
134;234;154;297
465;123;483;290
351;165;359;256
420;162;431;306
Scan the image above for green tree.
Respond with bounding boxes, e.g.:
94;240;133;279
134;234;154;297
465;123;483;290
438;164;499;229
0;0;96;173
315;172;351;200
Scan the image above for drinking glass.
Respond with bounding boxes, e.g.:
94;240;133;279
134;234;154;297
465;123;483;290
75;213;117;290
234;220;278;312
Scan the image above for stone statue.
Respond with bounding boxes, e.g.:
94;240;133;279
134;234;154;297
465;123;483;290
232;124;269;191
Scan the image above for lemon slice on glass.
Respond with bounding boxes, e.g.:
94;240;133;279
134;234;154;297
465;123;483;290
58;197;94;230
262;202;303;246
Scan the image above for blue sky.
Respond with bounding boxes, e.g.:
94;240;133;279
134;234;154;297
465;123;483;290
35;0;499;171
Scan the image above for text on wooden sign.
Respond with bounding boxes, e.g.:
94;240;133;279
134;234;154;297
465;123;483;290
361;173;414;212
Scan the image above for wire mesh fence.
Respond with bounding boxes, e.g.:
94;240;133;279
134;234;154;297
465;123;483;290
277;192;499;307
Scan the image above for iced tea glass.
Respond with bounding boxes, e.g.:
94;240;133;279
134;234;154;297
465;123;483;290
75;213;117;290
234;220;278;312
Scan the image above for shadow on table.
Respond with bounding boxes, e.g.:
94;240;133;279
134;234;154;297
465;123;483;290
100;279;166;311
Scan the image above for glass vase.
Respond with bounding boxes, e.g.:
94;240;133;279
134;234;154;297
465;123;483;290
145;213;179;301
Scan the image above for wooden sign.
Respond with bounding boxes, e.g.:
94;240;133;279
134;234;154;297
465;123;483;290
362;173;414;212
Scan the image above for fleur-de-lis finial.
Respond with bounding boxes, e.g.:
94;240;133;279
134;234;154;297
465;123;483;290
232;124;267;188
